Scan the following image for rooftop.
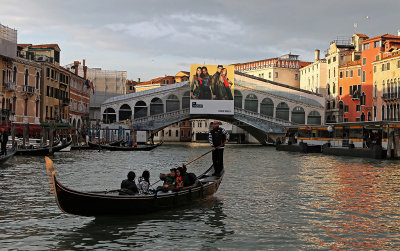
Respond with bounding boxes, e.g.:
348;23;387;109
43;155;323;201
363;33;400;43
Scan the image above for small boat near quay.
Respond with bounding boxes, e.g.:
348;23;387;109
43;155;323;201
94;141;163;151
16;138;72;156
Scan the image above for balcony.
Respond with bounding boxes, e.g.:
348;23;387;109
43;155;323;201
382;92;400;102
21;85;35;95
2;82;17;92
62;98;70;106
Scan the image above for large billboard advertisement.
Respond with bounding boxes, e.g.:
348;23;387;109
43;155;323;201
189;64;234;115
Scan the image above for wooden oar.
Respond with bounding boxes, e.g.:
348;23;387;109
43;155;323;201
151;149;213;187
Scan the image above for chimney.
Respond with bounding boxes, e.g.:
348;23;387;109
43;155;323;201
82;59;87;80
137;78;140;84
314;49;320;62
73;61;79;75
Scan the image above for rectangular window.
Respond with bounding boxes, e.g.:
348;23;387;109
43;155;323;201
358;69;361;76
275;72;278;78
50;107;53;119
333;56;336;62
328;59;331;64
374;41;381;48
374;85;377;98
46;68;50;78
339;86;343;96
373;65;377;73
376;55;380;61
356;105;361;112
398;60;400;68
295;73;298;80
35;101;39;117
46;106;48;118
339;71;343;78
350;70;353;77
346;71;348;78
362;58;367;65
387;62;390;70
24;99;28;116
350;86;353;96
46;86;50;96
382;64;385;71
344;105;349;112
344;118;349;122
362;71;366;82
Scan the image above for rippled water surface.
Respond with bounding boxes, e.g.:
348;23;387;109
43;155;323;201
1;143;400;250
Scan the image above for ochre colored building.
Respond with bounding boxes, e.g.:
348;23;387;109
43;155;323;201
134;76;175;92
0;55;42;135
175;71;189;83
372;50;400;121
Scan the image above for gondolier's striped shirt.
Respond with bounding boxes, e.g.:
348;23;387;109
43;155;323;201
209;127;230;149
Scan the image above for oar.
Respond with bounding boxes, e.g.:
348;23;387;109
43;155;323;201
151;149;213;187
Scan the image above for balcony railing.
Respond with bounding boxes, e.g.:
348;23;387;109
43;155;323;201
2;82;17;91
22;85;35;95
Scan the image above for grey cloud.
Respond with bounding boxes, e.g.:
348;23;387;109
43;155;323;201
1;0;400;79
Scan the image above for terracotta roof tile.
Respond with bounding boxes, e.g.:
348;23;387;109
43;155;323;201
355;33;369;38
363;34;400;43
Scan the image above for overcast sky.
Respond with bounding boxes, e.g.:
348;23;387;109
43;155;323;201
1;0;399;80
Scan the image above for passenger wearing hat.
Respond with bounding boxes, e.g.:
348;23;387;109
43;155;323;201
208;121;229;176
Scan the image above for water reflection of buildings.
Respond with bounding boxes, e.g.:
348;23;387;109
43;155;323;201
298;158;400;250
55;198;231;250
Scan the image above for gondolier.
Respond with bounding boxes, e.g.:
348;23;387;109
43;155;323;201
209;121;229;176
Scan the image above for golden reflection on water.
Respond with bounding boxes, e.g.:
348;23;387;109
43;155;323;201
298;155;400;250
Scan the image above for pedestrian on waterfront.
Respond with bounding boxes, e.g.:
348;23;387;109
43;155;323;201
191;67;202;99
199;66;212;100
120;171;139;195
209;121;229;176
138;170;152;194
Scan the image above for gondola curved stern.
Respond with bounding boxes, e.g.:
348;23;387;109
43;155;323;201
45;157;69;214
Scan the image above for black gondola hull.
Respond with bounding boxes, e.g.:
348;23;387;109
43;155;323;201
92;141;163;151
17;140;72;156
51;165;223;217
0;145;17;164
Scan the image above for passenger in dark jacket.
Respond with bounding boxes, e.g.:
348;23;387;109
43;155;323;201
120;171;138;195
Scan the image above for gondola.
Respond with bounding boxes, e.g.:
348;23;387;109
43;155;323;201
16;139;72;156
45;156;224;216
97;141;163;151
0;144;17;165
87;139;124;149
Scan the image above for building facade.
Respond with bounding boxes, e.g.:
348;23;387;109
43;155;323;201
0;55;42;135
324;34;366;123
64;62;127;125
300;49;328;95
134;76;175;92
372;50;400;121
338;60;362;122
69;61;90;131
235;54;311;88
361;34;400;122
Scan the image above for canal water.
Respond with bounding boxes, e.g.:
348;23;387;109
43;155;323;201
1;143;400;250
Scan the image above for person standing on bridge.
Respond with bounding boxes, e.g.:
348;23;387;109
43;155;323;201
199;66;212;100
209;121;229;177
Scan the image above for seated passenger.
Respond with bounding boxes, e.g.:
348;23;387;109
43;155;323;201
120;171;138;195
175;167;184;189
160;168;176;189
138;170;152;194
182;166;197;186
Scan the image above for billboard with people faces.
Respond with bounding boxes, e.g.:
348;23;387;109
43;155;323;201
189;64;234;115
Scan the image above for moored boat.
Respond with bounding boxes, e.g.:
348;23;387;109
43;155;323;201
97;141;163;151
45;156;224;216
0;144;17;165
16;139;72;156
